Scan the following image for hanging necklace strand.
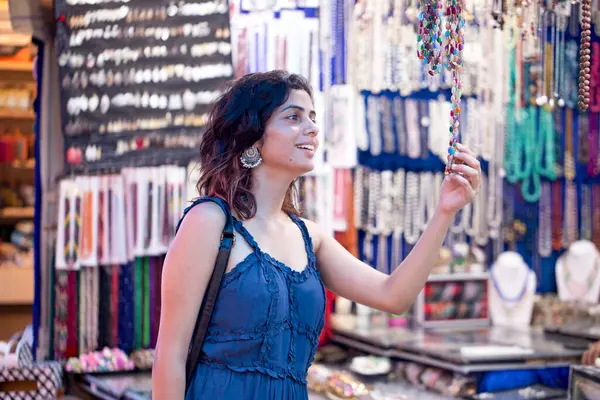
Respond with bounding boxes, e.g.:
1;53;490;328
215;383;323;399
444;0;465;174
579;0;592;112
416;0;465;170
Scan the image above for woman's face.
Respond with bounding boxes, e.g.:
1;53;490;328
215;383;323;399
257;89;319;176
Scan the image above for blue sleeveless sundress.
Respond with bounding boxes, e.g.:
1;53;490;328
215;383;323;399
181;197;326;400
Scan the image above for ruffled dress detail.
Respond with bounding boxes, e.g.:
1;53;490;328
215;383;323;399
183;198;326;400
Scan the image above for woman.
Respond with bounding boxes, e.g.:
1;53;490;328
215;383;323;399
152;70;482;399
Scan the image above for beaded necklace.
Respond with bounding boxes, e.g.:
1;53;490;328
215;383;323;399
551;181;563;251
377;171;393;273
404;172;421;244
593;185;600;249
417;0;464;171
563;256;600;299
579;113;590;165
538;182;552;257
444;0;465;173
417;0;444;75
391;169;405;269
579;0;592;112
588;111;598;177
581;184;593;241
562;181;578;248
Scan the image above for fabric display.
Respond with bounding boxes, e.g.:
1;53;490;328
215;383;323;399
53;256;165;360
51;164;190;359
53;0;234;173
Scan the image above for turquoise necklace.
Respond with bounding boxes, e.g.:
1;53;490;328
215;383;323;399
505;49;556;202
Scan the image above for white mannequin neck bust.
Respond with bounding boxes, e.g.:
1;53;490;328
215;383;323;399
489;252;536;328
556;240;600;303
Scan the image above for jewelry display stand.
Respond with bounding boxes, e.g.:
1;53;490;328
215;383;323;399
488;252;536;328
556;240;600;303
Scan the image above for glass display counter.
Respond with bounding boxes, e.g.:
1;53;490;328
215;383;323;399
569;365;600;400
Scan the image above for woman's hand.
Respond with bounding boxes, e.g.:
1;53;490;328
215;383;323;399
438;143;481;216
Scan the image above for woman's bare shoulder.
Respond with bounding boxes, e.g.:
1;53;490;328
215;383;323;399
177;201;227;237
165;201;227;284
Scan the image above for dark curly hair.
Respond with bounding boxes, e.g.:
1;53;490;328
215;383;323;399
196;70;313;220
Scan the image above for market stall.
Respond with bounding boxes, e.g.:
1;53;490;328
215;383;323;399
2;0;600;398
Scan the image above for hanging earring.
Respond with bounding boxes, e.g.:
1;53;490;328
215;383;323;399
240;146;263;168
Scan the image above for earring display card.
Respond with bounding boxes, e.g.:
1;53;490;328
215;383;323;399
54;0;234;174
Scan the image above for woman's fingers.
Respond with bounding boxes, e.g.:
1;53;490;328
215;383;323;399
452;143;481;192
450;173;476;198
453;149;481;173
451;164;479;182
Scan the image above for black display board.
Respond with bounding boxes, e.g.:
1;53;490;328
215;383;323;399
54;0;234;174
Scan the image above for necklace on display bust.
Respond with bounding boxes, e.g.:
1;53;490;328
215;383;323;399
563;254;600;298
490;254;532;316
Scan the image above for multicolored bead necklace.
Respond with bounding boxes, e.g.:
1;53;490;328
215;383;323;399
417;0;465;174
444;0;465;174
417;0;444;76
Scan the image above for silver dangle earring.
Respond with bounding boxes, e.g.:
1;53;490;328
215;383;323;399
240;146;263;168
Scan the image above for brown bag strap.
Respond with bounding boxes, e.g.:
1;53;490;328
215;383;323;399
177;197;235;393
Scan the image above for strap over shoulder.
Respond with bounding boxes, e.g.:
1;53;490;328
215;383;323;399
175;197;234;243
182;196;236;391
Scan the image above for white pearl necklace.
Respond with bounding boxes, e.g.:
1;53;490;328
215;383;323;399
364;169;380;264
403;171;421;244
367;96;382;156
353;166;365;230
391;169;405;270
404;99;421;159
377;171;394;273
538;182;553;257
418;172;437;231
